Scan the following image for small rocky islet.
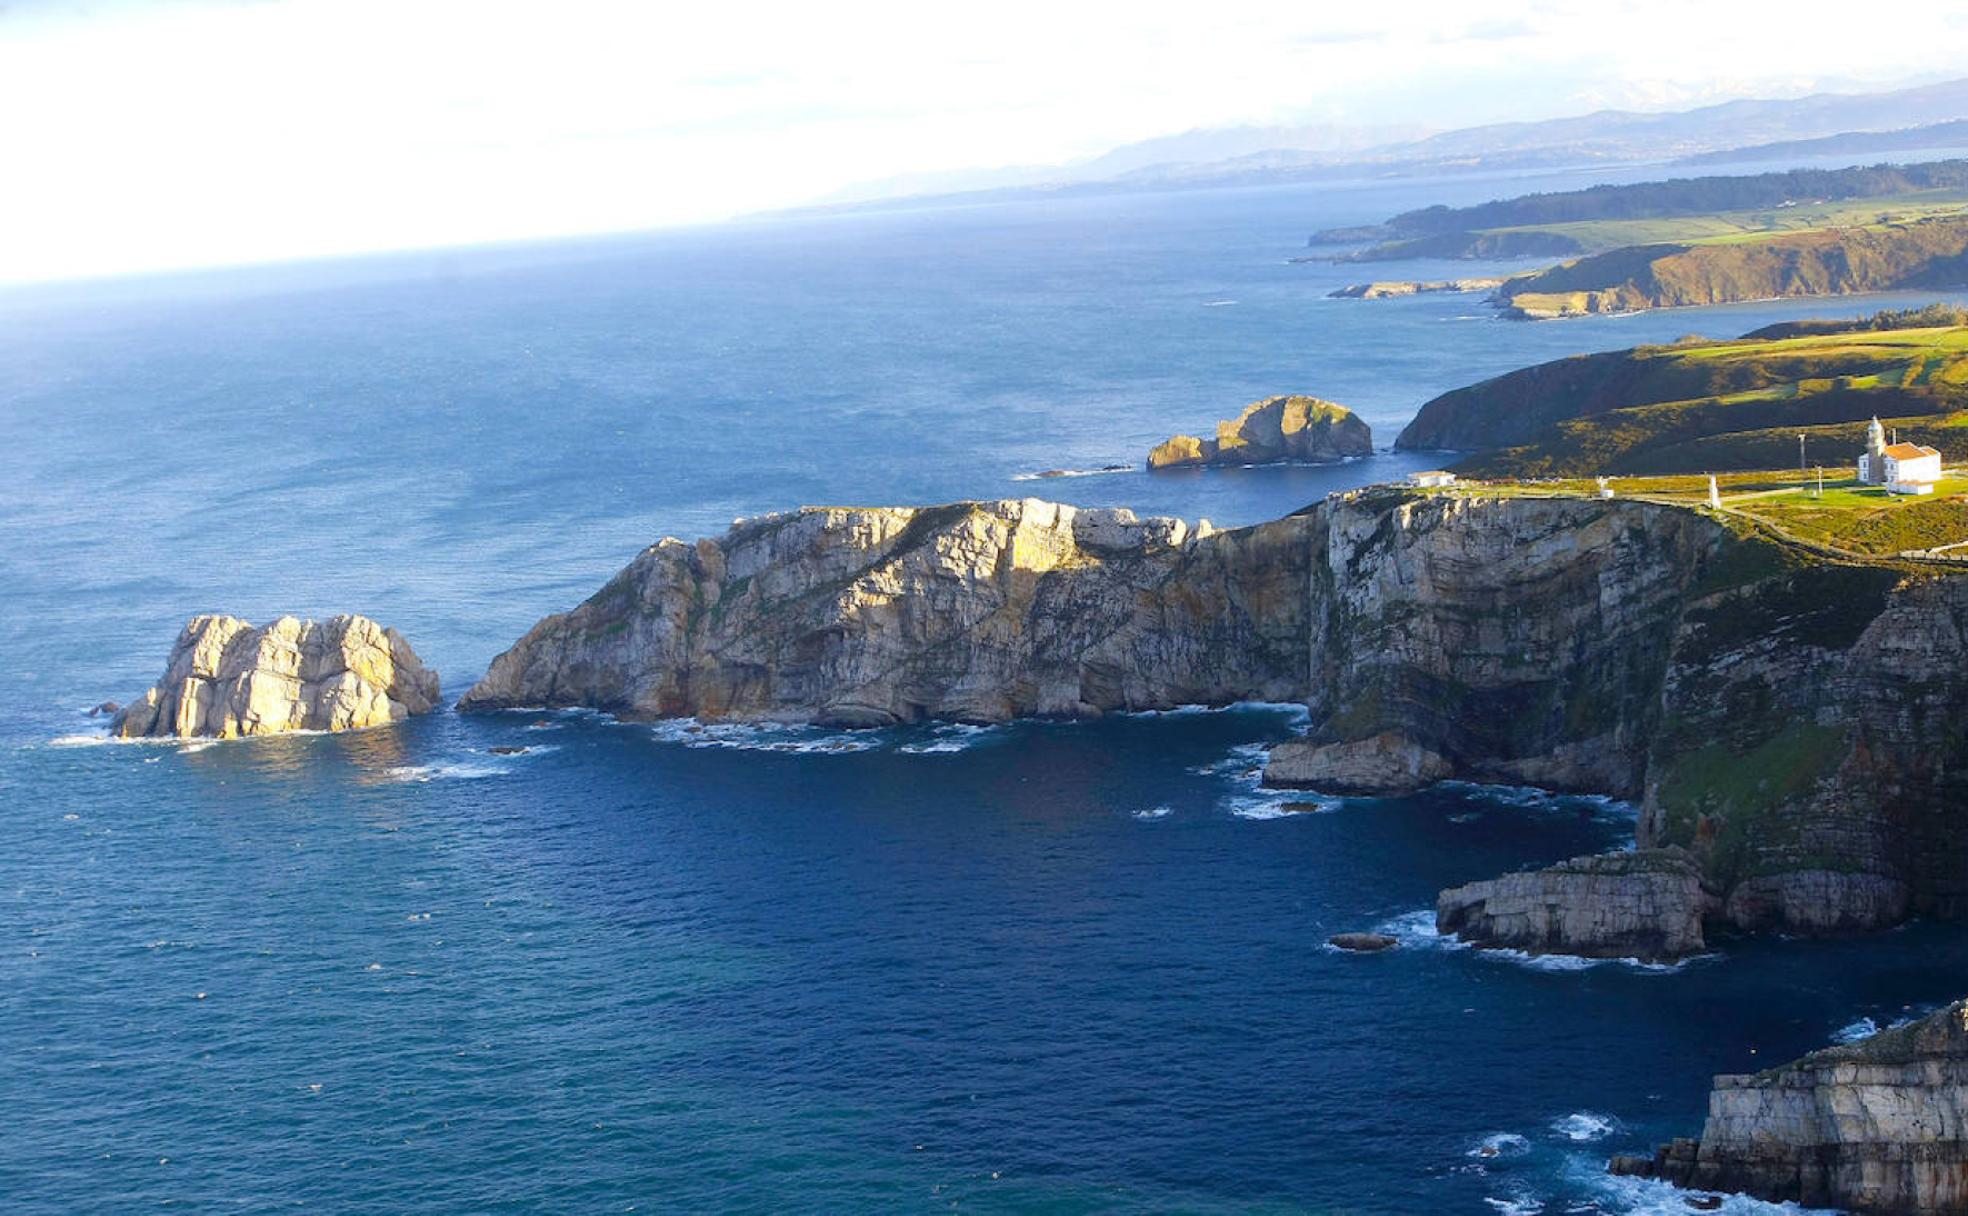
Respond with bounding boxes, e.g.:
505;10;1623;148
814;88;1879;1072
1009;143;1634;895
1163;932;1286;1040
1146;393;1372;470
111;613;438;739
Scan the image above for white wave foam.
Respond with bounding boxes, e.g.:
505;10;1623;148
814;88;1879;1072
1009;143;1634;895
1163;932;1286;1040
645;719;879;755
1132;806;1173;821
1469;1132;1532;1160
1229;792;1336;819
1437;780;1637;818
1009;465;1133;482
47;733;111;748
1482;1194;1542;1216
1832;1006;1936;1045
1585;1166;1835;1214
896;723;996;755
1130;700;1310;725
1550;1112;1620;1142
385;763;505;782
1202;299;1237;307
1374;909;1702;974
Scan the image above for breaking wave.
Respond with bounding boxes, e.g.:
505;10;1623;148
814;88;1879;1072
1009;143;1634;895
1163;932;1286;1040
1550;1112;1619;1142
1373;910;1703;974
1009;465;1134;482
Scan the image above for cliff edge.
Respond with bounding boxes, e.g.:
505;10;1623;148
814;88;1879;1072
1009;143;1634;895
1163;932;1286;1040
1614;998;1968;1213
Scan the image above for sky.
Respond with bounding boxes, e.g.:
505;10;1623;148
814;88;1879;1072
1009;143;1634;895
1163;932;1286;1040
5;0;1968;284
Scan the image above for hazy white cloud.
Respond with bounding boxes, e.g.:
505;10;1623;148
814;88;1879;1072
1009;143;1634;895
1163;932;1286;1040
2;0;1967;283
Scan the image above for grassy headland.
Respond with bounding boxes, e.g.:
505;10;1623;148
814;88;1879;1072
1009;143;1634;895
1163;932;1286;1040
1397;316;1968;477
1321;160;1968;261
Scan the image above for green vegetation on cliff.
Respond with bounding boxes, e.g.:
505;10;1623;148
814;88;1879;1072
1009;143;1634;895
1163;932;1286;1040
1399;320;1968;478
1495;214;1968;318
1321;160;1968;261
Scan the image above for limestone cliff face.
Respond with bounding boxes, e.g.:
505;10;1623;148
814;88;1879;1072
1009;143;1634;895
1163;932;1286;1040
1148;395;1372;470
466;488;1968;940
1295;493;1723;797
1293;491;1968;936
1616;998;1968;1213
460;499;1312;725
113;614;439;739
1496;215;1968;319
1436;848;1718;961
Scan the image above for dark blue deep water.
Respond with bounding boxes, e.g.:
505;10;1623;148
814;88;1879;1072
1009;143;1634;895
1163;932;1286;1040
7;171;1968;1213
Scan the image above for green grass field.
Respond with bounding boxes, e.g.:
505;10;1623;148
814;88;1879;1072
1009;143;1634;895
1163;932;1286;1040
1480;190;1968;255
1431;469;1968;556
1450;325;1968;479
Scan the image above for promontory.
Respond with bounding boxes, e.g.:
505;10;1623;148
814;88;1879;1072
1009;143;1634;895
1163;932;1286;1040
461;486;1968;952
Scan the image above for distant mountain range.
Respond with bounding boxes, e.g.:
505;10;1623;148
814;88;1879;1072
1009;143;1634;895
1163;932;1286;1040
1675;119;1968;166
785;77;1968;217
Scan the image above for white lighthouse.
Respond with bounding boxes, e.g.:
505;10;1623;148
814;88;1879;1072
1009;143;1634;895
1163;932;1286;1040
1858;416;1943;494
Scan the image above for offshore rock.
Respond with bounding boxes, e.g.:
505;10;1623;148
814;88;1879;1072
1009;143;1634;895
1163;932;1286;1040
112;614;439;739
1328;277;1505;299
1623;998;1968;1213
460;499;1307;725
1435;848;1718;961
1148;395;1372;469
1262;731;1450;794
1328;932;1399;952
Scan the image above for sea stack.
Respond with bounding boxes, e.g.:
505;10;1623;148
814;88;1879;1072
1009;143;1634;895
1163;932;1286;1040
1148;395;1372;469
112;614;440;739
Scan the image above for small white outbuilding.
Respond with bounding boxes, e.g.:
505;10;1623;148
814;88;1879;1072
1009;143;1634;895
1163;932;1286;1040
1882;442;1943;495
1408;470;1457;488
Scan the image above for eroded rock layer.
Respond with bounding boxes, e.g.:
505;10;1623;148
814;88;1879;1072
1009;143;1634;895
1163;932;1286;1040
1617;999;1968;1213
1436;848;1717;961
113;614;439;739
459;500;1310;725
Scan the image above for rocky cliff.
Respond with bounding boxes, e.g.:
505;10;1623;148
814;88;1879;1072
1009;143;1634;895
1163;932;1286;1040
1613;998;1968;1212
1495;215;1968;319
113;614;439;739
466;488;1968;940
1148;395;1372;470
1436;848;1718;961
459;499;1312;724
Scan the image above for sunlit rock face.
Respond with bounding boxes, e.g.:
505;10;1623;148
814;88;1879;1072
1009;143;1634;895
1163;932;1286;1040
460;498;1307;725
112;614;439;739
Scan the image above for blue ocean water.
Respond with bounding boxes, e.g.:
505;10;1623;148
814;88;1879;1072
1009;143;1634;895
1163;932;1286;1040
6;170;1968;1213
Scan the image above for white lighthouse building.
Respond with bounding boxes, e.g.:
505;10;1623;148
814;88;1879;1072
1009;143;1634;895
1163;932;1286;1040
1857;417;1943;495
